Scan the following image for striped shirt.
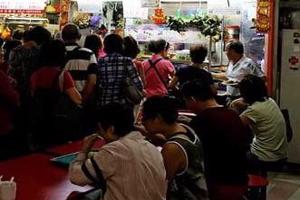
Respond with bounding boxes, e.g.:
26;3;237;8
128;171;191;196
91;53;143;106
69;131;167;200
65;45;97;92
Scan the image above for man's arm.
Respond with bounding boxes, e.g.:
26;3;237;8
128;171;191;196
161;143;186;180
82;63;98;102
211;72;228;81
69;134;113;188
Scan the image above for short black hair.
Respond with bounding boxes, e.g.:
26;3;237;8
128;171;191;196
103;34;124;54
84;34;102;55
143;96;178;125
3;40;21;61
239;75;268;104
22;30;30;42
27;26;51;46
39;39;66;67
12;29;24;40
190;44;208;64
96;103;135;137
148;39;170;54
123;36;140;59
226;40;244;54
62;23;81;42
181;80;215;101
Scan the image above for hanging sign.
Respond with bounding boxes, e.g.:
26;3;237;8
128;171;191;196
207;0;241;15
123;0;148;19
256;0;271;33
151;7;166;24
141;0;159;8
77;0;102;13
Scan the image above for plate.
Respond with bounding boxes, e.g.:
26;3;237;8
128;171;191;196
221;81;239;86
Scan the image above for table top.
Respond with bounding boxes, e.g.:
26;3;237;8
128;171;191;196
0;153;92;200
45;139;105;156
45;141;83;156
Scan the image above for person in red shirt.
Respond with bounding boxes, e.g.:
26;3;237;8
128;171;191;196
0;69;19;135
30;40;81;148
0;51;20;159
142;39;175;97
123;36;145;85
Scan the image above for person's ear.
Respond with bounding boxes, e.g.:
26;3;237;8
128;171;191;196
108;126;115;135
155;115;165;125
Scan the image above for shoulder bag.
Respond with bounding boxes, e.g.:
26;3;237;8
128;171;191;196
121;62;144;105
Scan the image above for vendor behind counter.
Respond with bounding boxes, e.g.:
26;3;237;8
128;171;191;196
211;40;265;100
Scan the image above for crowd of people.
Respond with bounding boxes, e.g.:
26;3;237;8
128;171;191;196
0;23;289;200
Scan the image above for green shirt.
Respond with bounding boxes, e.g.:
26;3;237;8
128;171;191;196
241;98;288;161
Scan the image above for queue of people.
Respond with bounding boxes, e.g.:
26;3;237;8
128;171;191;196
0;23;289;200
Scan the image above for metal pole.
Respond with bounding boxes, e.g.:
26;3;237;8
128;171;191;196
208;35;212;71
220;15;225;65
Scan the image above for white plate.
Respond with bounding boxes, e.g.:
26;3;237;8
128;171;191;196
221;81;239;86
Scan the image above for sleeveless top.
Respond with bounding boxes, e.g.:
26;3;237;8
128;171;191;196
166;124;208;200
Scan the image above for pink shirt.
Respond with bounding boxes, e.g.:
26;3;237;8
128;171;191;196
142;54;174;97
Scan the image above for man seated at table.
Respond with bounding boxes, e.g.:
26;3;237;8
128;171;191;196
181;80;250;200
69;103;167;200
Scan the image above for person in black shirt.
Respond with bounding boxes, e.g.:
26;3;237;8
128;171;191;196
181;80;249;200
169;45;215;94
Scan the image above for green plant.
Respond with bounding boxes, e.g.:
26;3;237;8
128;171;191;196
199;15;222;41
167;16;188;32
167;15;222;42
116;18;125;29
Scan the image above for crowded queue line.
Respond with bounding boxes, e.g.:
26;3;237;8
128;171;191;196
0;23;288;200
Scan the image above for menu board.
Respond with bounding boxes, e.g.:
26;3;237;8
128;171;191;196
0;0;46;14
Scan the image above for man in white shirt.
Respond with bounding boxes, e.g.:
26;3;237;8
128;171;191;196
69;103;167;200
213;41;265;98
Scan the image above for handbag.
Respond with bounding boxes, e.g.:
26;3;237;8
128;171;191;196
121;67;143;105
121;78;143;105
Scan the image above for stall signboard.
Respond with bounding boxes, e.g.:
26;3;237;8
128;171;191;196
0;0;46;14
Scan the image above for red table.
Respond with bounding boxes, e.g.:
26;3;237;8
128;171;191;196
0;153;92;200
45;140;105;156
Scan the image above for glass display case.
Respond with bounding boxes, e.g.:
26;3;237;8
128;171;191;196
125;19;221;67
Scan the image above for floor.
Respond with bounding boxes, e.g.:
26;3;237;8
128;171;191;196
267;166;300;200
